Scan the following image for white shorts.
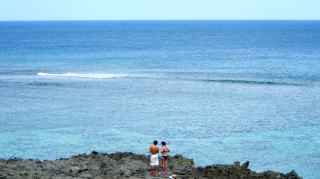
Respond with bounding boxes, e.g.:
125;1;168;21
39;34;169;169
150;154;159;166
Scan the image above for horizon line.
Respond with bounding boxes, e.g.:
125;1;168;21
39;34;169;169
1;19;320;22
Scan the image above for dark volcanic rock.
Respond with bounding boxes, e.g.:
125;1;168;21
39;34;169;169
0;152;302;179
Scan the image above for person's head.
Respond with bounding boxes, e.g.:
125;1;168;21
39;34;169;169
161;141;166;146
153;140;158;145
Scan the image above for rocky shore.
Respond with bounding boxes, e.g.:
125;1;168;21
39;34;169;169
0;151;301;179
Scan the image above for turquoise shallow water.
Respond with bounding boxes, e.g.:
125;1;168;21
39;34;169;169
0;21;320;178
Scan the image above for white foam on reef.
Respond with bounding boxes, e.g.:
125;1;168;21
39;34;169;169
37;72;128;79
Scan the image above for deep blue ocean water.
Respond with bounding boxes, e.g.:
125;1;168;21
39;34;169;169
0;21;319;178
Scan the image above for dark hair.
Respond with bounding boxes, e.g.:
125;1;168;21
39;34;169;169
161;141;166;145
153;140;158;145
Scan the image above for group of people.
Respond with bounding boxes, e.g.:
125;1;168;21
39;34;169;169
149;140;171;175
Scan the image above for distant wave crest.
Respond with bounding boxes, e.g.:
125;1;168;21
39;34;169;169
201;79;305;86
37;72;128;79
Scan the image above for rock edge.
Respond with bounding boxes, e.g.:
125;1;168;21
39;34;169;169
0;151;302;179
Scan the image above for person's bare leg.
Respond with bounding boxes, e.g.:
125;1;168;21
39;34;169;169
161;157;165;173
165;159;168;173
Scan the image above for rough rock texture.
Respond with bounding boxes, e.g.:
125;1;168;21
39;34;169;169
0;151;302;179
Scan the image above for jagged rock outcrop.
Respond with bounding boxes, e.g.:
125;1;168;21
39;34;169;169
0;151;302;179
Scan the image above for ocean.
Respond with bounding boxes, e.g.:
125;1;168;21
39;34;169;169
0;20;319;178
